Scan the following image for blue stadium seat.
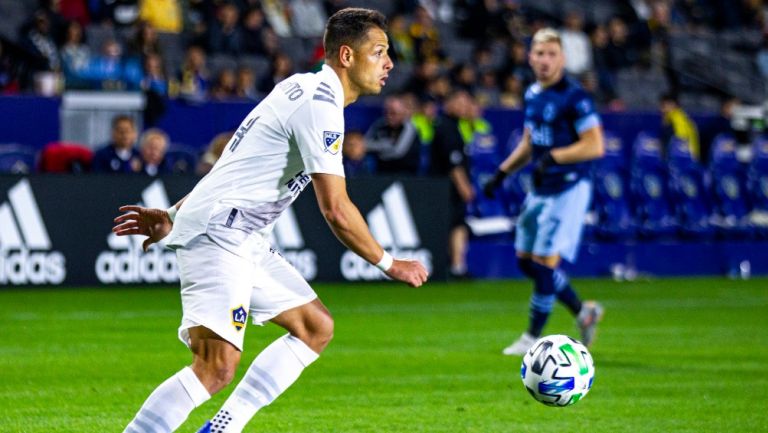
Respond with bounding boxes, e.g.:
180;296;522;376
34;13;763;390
0;144;36;174
590;132;636;240
667;137;714;239
709;134;753;239
164;144;199;175
630;132;678;239
748;137;768;237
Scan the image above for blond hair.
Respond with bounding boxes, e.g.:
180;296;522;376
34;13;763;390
531;28;562;46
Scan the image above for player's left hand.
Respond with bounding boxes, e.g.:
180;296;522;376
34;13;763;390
113;205;173;252
532;152;557;188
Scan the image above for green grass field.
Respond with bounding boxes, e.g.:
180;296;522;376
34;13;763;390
1;278;767;432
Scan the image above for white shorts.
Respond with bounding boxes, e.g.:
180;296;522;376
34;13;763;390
175;233;317;351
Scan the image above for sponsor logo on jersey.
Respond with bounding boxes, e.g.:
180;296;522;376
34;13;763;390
0;179;66;285
231;305;247;331
323;131;342;155
268;207;317;280
341;182;432;281
95;180;179;284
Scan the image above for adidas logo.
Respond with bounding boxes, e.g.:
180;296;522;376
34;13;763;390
268;207;317;280
341;182;432;281
0;179;66;285
95;180;179;284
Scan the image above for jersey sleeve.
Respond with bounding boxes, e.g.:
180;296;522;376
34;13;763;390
288;98;346;177
570;89;602;134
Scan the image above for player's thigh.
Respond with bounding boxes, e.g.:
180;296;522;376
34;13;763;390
248;248;318;326
176;235;256;352
515;194;543;254
532;181;592;261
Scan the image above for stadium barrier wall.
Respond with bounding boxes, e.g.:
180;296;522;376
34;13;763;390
0;175;450;287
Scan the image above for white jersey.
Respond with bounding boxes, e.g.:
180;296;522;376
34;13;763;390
166;65;345;255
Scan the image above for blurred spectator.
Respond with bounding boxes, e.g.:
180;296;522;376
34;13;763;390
451;63;477;93
80;39;142;90
365;95;421;175
139;128;171;176
127;21;161;60
342;131;375;177
389;14;415;64
60;20;91;89
178;45;210;101
700;96;742;163
503;39;535;90
208;2;244;56
458;94;493;147
242;7;271;56
92;115;142;173
475;70;501;107
57;0;90;27
560;10;593;77
261;0;292;37
404;58;440;98
590;24;618;104
0;39;20;93
660;92;700;161
499;73;523;108
210;68;237;100
139;0;182;34
141;53;168;96
196;130;233;175
258;53;293;94
430;89;474;278
21;11;60;73
606;17;636;70
235;66;258;100
411;94;438;150
409;5;444;63
289;0;327;39
97;0;140;28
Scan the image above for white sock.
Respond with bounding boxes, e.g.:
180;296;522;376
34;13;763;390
209;334;319;433
124;366;210;433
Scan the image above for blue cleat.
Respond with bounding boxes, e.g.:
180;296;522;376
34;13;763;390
196;421;212;433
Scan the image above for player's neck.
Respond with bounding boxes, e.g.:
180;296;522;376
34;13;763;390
538;71;564;88
327;63;358;107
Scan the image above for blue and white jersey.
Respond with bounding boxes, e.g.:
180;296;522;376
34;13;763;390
523;76;601;194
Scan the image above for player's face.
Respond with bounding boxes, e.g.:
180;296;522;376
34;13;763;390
529;41;564;85
348;27;394;96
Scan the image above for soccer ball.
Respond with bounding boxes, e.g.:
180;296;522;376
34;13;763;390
520;334;595;406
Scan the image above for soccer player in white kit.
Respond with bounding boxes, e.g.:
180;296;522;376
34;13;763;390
113;9;428;433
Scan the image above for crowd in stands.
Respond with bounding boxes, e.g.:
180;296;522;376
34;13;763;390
0;0;765;110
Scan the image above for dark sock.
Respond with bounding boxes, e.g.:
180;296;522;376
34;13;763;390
553;268;582;316
526;261;556;337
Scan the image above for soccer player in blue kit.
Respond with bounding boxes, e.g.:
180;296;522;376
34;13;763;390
483;28;605;356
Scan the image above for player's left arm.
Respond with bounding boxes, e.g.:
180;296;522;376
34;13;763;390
549;125;605;164
550;92;605;164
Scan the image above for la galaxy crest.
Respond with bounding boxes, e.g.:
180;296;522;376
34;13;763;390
323;131;342;155
231;305;247;331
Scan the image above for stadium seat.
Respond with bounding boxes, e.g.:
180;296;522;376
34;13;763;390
629;132;678;239
667;137;714;239
164;144;199;175
0;144;36;174
590;132;636;240
709;134;753;239
38;142;93;173
748;137;768;237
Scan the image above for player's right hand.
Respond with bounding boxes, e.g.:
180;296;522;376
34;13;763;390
385;259;429;288
483;169;507;199
112;205;173;252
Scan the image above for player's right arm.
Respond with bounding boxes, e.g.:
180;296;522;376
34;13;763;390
483;129;533;198
112;195;188;251
311;173;428;287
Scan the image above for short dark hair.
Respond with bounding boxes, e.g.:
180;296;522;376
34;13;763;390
660;92;679;105
111;114;135;129
324;8;387;60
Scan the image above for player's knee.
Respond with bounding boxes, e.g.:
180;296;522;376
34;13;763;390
297;310;334;353
198;358;238;393
517;256;535;278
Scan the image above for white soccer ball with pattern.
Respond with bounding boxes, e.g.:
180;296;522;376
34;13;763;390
521;334;595;406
